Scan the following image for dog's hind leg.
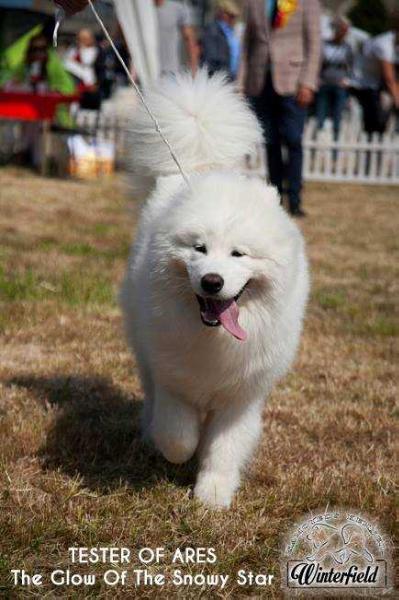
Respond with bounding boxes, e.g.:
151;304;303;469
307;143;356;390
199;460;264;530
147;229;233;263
151;387;200;464
194;398;263;508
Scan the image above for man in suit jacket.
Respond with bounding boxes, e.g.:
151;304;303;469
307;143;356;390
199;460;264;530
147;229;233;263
242;0;321;216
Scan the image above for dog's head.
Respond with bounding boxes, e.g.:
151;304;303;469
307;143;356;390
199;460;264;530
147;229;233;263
152;172;303;341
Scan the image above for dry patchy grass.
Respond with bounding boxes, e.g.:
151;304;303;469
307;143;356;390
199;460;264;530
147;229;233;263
0;168;398;598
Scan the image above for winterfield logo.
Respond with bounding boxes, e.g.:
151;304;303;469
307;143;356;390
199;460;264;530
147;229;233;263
281;509;392;596
288;561;386;588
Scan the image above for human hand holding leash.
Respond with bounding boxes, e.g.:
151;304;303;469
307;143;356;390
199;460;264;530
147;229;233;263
54;0;89;15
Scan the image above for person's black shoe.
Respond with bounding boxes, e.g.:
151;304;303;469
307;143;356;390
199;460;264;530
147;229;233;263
289;207;306;218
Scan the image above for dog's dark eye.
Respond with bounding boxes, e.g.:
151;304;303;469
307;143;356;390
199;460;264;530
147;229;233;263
194;244;207;254
231;250;245;257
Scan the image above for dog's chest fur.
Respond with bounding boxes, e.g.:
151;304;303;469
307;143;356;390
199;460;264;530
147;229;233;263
146;302;284;408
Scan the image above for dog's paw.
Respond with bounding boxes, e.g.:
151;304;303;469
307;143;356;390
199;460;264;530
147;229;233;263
194;471;238;509
153;433;196;465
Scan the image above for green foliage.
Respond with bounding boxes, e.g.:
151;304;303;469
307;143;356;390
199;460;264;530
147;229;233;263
348;0;389;36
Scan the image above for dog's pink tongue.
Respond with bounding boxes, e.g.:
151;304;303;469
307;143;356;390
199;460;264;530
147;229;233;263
209;299;247;341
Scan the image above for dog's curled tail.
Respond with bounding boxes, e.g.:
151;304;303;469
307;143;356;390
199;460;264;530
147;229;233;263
127;69;262;193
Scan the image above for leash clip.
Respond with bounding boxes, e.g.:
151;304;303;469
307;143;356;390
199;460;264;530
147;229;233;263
53;5;65;47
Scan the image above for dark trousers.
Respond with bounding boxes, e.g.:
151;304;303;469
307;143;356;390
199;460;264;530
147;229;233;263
350;88;388;135
251;73;306;210
315;84;348;138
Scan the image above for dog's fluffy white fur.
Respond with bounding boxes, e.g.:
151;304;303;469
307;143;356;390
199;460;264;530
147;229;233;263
127;71;262;199
121;71;309;508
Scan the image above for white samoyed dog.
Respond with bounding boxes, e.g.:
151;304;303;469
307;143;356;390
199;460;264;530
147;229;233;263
121;71;309;508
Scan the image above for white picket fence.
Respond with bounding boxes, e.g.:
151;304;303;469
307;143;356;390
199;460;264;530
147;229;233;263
247;117;399;185
1;103;397;184
73;110;129;168
68;111;399;185
303;119;399;184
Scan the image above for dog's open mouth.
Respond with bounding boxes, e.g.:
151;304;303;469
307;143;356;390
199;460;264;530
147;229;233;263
196;284;248;341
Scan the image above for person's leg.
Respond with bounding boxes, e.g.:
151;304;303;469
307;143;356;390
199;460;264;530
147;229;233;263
355;89;383;136
353;89;385;173
331;86;348;162
315;84;329;130
251;73;284;196
279;95;306;213
331;86;347;139
370;90;388;134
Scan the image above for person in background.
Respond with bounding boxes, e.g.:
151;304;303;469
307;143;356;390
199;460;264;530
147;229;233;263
315;16;353;140
56;0;199;78
350;9;399;135
154;0;199;76
0;23;76;165
64;28;102;109
0;24;76;124
96;29;130;100
24;33;52;93
242;0;321;217
201;0;241;80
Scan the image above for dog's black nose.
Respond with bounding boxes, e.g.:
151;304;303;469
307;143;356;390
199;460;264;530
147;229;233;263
201;273;224;294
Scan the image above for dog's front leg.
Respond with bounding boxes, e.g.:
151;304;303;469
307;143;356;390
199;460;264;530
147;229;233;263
151;387;200;464
194;398;263;508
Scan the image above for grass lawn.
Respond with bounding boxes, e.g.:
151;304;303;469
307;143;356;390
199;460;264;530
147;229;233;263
0;167;397;598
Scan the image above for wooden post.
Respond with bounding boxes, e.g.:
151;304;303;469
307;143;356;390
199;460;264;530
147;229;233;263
41;120;51;176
